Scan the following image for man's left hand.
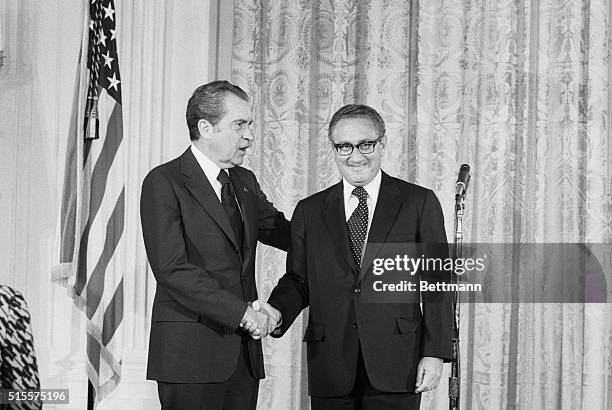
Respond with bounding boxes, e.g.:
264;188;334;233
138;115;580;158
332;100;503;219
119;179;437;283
414;357;443;393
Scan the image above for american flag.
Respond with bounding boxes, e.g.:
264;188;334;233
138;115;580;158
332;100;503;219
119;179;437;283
53;0;124;405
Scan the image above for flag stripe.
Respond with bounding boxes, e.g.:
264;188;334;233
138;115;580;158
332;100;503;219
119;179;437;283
102;278;123;346
86;164;125;326
59;68;82;264
75;222;91;295
75;104;124;296
87;332;101;375
84;136;93;167
86;188;125;319
85;85;116;167
88;233;125;329
84;155;125;317
86;103;123;221
59;168;78;263
79;98;123;294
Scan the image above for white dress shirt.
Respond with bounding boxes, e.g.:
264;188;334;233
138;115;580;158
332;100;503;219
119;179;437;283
191;145;225;202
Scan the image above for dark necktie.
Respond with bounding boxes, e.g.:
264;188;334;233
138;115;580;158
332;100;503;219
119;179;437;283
347;186;368;271
217;170;243;244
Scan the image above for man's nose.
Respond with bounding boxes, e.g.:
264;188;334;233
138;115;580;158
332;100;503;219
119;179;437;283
243;126;255;141
348;148;366;161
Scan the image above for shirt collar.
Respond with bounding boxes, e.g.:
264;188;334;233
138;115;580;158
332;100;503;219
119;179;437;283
342;170;382;203
191;144;225;183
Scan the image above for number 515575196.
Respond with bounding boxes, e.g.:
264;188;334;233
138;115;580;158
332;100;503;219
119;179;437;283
1;389;69;404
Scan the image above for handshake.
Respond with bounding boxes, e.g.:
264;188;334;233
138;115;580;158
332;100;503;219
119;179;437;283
239;300;282;339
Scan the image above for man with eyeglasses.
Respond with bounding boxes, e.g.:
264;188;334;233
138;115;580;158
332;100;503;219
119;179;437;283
267;104;453;409
140;80;289;410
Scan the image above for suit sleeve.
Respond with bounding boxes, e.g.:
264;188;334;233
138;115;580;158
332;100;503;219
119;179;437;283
267;201;309;336
140;170;247;330
250;173;290;251
418;189;454;360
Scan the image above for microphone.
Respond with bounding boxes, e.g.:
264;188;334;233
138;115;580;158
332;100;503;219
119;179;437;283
455;164;471;201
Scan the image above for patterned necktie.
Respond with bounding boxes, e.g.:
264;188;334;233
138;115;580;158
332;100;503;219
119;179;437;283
347;186;368;271
217;170;243;244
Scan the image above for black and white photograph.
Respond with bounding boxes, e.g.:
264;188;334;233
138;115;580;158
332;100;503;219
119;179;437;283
0;0;611;409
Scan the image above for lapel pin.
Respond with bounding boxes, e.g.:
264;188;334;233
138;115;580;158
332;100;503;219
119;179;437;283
243;187;248;192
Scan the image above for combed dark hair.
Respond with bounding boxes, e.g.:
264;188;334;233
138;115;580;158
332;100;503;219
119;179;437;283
186;80;249;141
327;104;386;141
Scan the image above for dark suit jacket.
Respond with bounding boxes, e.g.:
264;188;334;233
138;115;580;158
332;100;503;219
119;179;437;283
268;171;453;396
140;148;289;383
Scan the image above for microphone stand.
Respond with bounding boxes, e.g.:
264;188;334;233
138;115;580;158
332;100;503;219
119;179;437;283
449;192;464;410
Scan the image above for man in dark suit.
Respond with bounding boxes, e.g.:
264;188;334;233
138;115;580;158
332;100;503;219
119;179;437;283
140;80;289;410
267;104;454;409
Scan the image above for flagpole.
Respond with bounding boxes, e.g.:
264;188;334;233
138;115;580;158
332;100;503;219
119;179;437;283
88;381;95;410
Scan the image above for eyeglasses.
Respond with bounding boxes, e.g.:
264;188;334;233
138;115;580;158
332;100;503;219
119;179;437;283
332;137;383;156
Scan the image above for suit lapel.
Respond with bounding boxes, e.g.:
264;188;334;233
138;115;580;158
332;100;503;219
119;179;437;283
229;169;253;270
361;172;402;279
180;149;242;252
323;181;357;273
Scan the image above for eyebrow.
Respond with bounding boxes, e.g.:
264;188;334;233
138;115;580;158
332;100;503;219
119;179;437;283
333;138;379;145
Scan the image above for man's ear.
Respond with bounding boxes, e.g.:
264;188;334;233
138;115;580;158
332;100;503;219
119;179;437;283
197;119;214;139
380;135;387;150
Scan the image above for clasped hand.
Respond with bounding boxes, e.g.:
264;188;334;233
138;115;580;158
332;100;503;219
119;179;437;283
240;300;281;339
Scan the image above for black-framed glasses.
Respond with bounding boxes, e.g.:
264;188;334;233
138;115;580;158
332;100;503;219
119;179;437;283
332;137;383;156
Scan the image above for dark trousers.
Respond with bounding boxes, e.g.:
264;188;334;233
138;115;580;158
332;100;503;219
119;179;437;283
157;338;259;410
311;348;421;410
